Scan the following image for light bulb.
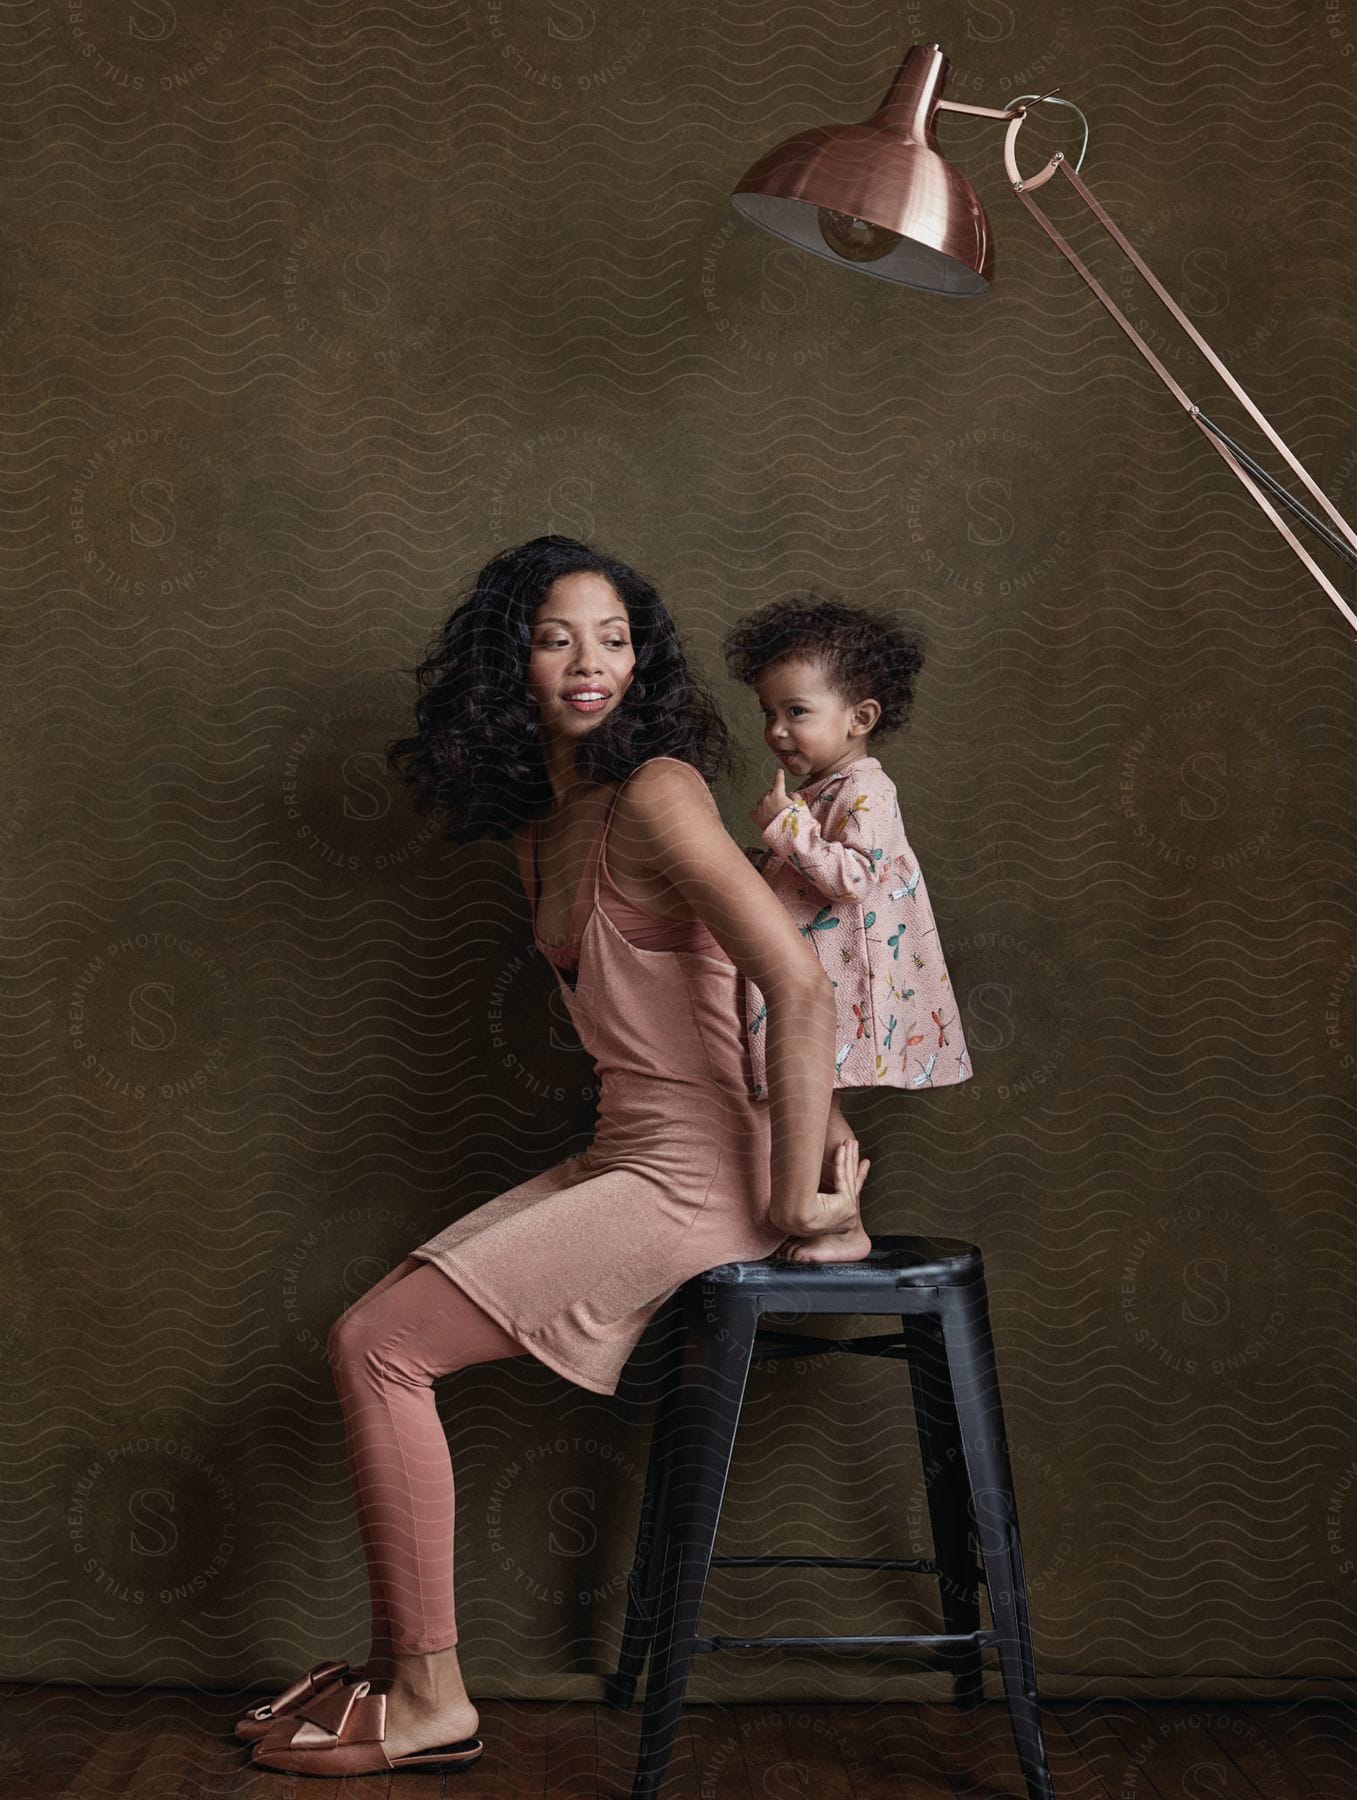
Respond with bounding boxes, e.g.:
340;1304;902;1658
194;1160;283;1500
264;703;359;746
816;207;903;264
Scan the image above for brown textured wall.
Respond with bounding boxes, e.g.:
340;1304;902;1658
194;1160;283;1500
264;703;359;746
4;0;1355;1722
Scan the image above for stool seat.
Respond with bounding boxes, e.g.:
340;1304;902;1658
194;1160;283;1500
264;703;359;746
607;1233;1056;1800
703;1232;983;1292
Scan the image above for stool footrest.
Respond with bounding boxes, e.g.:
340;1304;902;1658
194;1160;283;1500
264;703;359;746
751;1328;911;1361
710;1554;941;1573
693;1629;995;1656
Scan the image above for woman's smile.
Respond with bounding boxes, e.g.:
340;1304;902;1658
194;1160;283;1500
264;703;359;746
562;688;611;714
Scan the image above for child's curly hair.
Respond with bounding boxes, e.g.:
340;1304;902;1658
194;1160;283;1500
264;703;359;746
721;591;928;741
386;534;734;846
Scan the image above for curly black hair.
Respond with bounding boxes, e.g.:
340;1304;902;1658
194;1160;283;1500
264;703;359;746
720;591;927;742
386;534;736;846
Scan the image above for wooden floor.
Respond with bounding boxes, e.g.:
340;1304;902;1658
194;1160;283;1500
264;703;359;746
0;1686;1351;1797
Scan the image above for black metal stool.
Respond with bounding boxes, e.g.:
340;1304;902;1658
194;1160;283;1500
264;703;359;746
605;1234;1055;1800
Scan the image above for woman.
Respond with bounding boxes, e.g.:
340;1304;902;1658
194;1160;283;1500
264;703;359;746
242;535;870;1777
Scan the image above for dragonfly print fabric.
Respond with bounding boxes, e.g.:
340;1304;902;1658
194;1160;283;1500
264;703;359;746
742;755;973;1097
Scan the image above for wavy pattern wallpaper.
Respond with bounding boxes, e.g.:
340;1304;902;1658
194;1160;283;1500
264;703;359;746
3;0;1355;1727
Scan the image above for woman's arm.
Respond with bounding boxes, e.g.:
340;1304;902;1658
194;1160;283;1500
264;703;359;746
618;759;841;1238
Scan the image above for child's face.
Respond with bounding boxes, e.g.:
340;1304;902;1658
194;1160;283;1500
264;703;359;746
755;657;874;783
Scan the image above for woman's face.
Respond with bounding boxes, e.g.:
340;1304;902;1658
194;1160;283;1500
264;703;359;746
527;572;636;742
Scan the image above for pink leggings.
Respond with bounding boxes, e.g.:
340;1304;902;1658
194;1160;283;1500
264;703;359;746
326;1255;532;1655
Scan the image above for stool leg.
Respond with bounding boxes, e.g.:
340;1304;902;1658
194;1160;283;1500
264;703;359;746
900;1311;985;1708
939;1280;1055;1800
607;1295;687;1708
630;1283;758;1800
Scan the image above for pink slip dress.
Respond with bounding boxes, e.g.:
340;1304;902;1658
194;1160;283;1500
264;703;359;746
408;756;787;1396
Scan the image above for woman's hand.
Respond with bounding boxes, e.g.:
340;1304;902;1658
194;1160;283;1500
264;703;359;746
773;1136;872;1257
751;765;795;832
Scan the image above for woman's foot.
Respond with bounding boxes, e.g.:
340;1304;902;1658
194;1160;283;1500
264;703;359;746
379;1686;481;1762
373;1645;480;1762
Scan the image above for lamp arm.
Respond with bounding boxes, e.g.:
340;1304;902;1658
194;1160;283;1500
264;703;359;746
940;90;1090;174
937;98;1026;122
1003;141;1357;635
1059;156;1357;560
1191;409;1357;572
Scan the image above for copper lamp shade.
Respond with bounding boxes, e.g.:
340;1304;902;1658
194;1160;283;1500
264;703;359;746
730;43;993;296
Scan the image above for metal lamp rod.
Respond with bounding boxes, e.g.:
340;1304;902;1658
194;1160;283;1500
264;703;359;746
1040;158;1357;634
940;97;1357;637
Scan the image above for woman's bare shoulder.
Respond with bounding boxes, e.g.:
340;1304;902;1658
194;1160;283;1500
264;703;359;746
626;756;721;799
615;756;720;830
614;756;826;991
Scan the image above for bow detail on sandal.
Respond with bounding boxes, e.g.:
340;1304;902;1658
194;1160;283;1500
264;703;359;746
250;1677;485;1776
234;1657;352;1743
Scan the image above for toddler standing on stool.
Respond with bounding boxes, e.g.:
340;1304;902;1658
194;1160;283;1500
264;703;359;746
723;594;973;1264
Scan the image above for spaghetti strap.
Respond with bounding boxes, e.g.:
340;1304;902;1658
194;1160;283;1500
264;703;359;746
591;772;636;907
535;757;716;974
591;756;704;908
530;806;608;960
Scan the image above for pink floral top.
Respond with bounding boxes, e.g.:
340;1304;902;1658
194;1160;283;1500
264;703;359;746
742;754;972;1097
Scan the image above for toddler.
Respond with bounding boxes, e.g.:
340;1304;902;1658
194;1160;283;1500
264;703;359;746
723;595;972;1260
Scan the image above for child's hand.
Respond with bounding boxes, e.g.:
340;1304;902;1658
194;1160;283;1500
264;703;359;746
751;764;795;831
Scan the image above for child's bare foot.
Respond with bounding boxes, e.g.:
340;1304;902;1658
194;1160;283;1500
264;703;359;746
780;1219;873;1263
